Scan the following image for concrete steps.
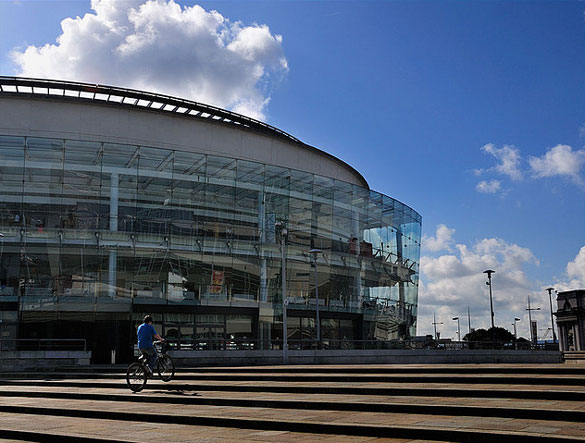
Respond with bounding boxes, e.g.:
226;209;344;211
0;388;584;423
2;372;585;386
0;364;584;442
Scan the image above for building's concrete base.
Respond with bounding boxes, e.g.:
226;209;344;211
0;351;91;371
170;349;563;366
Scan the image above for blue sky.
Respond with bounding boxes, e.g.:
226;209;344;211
1;0;584;339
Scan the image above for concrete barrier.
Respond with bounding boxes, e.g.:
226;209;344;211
0;350;92;371
170;349;563;366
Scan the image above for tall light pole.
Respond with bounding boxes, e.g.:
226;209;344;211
513;317;520;339
309;248;322;348
275;222;288;364
546;287;557;344
452;317;461;341
467;305;471;335
483;270;496;331
526;295;541;346
432;313;443;340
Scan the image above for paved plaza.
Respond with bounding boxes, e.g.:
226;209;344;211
0;364;583;442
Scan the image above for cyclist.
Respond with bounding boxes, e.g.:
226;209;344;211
137;315;163;375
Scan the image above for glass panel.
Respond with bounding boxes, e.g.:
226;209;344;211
0;134;422;344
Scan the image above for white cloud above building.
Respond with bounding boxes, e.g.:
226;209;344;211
479;143;523;181
528;144;585;189
476;179;501;194
10;0;288;120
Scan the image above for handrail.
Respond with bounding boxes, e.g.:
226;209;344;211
163;338;559;352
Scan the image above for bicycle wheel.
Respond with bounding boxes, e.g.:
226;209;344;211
126;362;147;392
157;354;175;382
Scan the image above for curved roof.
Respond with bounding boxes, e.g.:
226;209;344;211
0;76;369;189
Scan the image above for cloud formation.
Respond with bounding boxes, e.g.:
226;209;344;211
474;143;585;193
552;246;585;292
479;143;523;181
476;179;501;194
528;144;585;188
10;0;288;120
418;227;545;339
567;246;585;285
418;225;584;340
422;224;455;252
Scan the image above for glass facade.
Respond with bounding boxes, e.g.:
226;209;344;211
0;134;421;361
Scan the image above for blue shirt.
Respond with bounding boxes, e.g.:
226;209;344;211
137;323;157;349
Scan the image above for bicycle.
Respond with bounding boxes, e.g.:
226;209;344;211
126;340;175;392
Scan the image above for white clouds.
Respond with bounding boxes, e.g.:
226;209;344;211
480;143;523;181
418;226;584;340
10;0;288;120
528;144;585;188
553;246;585;292
476;179;501;194
567;246;585;284
474;143;585;193
422;224;455;253
418;229;541;339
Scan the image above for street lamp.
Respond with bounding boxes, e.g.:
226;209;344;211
526;295;541;346
452;317;461;342
513;317;520;339
432;313;443;340
275;222;288;364
309;248;322;348
483;270;496;331
546;287;557;344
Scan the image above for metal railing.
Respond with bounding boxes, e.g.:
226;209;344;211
164;338;559;352
0;339;87;352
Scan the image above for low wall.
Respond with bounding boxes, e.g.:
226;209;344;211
563;351;585;364
170;349;563;366
0;351;92;371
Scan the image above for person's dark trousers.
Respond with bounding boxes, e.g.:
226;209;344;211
139;347;157;372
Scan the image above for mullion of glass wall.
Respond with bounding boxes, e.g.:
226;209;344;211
20;138;63;300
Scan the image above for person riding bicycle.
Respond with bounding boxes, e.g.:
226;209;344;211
137;315;163;375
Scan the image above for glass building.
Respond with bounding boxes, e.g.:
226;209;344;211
0;77;421;362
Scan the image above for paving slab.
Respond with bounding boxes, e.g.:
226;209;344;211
0;412;413;442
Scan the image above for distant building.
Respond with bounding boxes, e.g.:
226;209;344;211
555;289;585;352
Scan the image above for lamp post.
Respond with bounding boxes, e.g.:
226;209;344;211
452;316;461;342
513;317;520;340
275;222;288;364
483;270;496;330
432;313;443;340
309;248;322;348
546;287;557;344
526;295;541;346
